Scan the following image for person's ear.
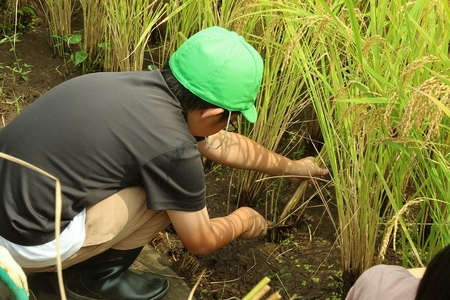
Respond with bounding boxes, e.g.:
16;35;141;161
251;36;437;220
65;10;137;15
201;108;224;120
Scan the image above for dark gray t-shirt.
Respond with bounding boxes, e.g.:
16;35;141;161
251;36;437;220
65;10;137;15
0;70;206;246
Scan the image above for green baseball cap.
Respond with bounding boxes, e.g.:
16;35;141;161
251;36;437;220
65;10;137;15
169;26;263;123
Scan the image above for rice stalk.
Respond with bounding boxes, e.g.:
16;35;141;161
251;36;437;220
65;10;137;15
0;152;66;299
232;1;315;208
79;0;106;73
378;198;425;263
153;0;222;67
101;0;166;71
406;132;450;263
36;0;74;57
292;0;450;293
172;253;200;281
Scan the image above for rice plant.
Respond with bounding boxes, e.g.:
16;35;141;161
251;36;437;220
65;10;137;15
380;74;450;266
226;1;319;210
35;0;74;57
153;0;224;67
2;0;36;34
100;0;167;71
292;0;450;293
78;0;106;73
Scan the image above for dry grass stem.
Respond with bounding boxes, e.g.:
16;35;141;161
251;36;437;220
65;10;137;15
187;269;206;300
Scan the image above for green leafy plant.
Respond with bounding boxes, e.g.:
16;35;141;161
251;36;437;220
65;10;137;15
52;31;88;70
0;33;32;82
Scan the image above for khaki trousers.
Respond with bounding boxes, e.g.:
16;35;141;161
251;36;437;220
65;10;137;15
24;187;170;272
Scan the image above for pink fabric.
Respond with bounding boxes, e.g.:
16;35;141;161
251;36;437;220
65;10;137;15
345;265;420;300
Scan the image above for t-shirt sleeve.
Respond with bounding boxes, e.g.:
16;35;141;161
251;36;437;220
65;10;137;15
138;143;206;211
345;265;420;300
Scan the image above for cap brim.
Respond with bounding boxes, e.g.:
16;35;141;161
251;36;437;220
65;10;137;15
241;105;258;123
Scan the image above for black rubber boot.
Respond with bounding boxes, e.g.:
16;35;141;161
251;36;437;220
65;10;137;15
64;247;169;300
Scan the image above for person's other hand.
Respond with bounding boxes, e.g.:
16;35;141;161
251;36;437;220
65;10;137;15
236;207;267;240
287;156;328;185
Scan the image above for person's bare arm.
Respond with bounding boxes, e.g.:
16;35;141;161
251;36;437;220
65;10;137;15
407;267;426;278
167;206;267;255
198;130;328;181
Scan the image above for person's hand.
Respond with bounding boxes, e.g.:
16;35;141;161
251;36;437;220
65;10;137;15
287;156;328;185
169;206;267;255
236;207;268;240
